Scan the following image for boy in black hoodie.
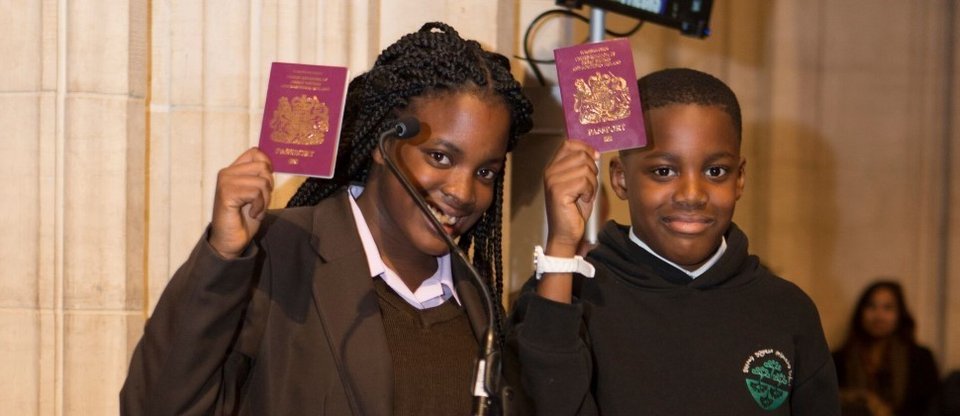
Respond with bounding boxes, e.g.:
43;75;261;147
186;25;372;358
511;68;840;415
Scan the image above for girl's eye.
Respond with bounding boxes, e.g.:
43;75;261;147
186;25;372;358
429;152;451;166
477;167;498;181
705;166;728;178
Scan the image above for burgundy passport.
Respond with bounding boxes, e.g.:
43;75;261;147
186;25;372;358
554;38;647;153
258;62;348;178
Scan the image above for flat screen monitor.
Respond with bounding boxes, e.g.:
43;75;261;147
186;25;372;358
556;0;714;38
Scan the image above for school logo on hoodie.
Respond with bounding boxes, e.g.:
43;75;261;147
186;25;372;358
742;349;793;410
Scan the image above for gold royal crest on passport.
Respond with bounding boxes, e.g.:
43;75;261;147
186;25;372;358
573;71;632;125
269;95;330;145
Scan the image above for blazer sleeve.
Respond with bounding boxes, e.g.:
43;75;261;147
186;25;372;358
507;277;598;416
120;231;264;416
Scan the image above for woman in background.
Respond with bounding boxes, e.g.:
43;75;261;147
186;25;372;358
834;280;940;416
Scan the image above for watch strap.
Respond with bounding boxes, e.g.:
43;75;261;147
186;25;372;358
534;245;596;279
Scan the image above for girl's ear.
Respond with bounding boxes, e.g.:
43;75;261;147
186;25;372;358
371;142;386;165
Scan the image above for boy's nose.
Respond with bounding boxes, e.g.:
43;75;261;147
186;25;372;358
673;174;707;206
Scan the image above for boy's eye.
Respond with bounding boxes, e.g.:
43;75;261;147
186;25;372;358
429;152;452;166
705;166;728;178
652;167;677;177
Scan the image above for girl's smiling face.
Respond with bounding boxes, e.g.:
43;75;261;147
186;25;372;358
365;91;511;259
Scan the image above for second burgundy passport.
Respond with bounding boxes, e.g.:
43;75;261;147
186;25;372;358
554;38;647;153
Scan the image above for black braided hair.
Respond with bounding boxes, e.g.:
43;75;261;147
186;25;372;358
287;22;534;342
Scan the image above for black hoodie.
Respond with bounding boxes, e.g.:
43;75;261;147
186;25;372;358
510;221;840;416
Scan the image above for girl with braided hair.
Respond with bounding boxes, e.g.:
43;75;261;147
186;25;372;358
122;22;533;416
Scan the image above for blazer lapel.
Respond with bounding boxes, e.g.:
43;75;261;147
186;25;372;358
308;193;392;416
451;255;533;415
451;255;491;345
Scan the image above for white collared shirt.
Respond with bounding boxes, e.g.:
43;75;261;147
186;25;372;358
628;227;727;279
347;185;460;309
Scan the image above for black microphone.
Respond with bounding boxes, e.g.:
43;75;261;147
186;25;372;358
377;117;502;416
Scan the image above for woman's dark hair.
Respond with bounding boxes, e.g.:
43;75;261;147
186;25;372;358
286;22;533;337
846;280;916;345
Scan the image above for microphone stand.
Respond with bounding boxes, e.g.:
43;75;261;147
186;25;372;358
378;117;502;416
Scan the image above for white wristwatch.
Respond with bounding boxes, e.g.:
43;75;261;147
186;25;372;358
533;245;596;280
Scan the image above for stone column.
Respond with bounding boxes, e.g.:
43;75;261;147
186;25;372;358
0;0;148;414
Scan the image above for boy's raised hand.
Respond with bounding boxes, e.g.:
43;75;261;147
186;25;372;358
539;140;599;303
208;147;275;259
543;140;601;256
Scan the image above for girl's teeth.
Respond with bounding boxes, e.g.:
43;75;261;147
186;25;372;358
427;204;458;226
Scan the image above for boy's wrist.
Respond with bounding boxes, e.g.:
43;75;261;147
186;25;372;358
544;239;579;258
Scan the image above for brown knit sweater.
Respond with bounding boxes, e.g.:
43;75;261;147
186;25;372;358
374;278;478;416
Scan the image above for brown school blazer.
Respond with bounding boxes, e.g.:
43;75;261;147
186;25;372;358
121;191;523;415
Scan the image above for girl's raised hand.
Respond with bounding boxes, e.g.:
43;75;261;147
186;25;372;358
208;147;274;259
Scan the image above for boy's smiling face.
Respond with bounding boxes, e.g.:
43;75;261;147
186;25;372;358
610;103;745;271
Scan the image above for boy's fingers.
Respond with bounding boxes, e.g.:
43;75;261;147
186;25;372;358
562;138;599;155
550;141;600;174
546;157;599;203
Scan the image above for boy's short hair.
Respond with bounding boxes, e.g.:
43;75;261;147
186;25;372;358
638;68;742;143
